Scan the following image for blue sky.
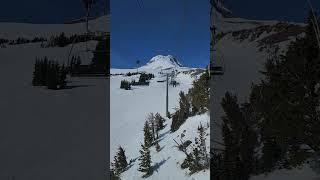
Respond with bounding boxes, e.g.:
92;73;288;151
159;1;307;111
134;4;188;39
225;0;320;23
0;0;108;24
110;0;210;68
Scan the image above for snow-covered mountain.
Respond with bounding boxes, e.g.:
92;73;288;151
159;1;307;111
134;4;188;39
140;55;183;70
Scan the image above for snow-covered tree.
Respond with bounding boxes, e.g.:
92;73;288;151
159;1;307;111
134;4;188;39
116;146;128;172
143;121;153;148
147;113;156;141
138;143;153;177
155;113;165;130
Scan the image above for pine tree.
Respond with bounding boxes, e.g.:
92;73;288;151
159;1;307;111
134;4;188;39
138;143;153;177
171;91;191;132
188;70;209;115
197;123;209;168
111;156;120;175
147;113;156;141
116;146;128;173
155;113;165;130
220;92;248;180
143;121;153;148
110;170;121;180
32;59;40;86
248;12;320;172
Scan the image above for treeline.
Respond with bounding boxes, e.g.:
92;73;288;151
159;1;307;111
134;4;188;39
171;70;209;132
32;57;67;90
211;12;320;179
0;37;47;46
120;73;155;90
45;33;102;47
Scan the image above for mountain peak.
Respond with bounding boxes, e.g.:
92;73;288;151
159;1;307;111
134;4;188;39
141;55;183;70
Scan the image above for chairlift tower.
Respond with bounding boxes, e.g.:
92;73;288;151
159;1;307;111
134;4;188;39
66;0;109;77
166;73;169;117
210;0;224;77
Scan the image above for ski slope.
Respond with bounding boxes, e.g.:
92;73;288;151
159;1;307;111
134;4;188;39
110;57;210;180
0;16;108;179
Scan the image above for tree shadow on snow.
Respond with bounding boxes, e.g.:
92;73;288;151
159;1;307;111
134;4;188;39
157;145;165;152
64;85;96;89
153;157;171;173
123;157;138;172
159;129;170;139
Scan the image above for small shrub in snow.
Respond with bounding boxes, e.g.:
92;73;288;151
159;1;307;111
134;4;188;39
120;80;131;90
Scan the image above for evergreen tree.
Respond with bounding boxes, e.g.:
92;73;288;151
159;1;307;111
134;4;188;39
138;143;153;177
143;121;153;148
171;91;190;132
188;70;209;115
116;146;128;173
92;37;109;73
197;123;209;168
110;170;121;180
32;59;40;86
155;113;165;130
147;113;156;141
219;92;254;180
249;12;320;172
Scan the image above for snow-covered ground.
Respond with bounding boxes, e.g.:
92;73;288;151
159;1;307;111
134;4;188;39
110;56;210;179
0;16;108;179
0;15;109;39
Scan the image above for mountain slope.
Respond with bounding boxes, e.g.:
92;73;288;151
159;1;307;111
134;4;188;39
210;1;318;179
110;60;210;179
